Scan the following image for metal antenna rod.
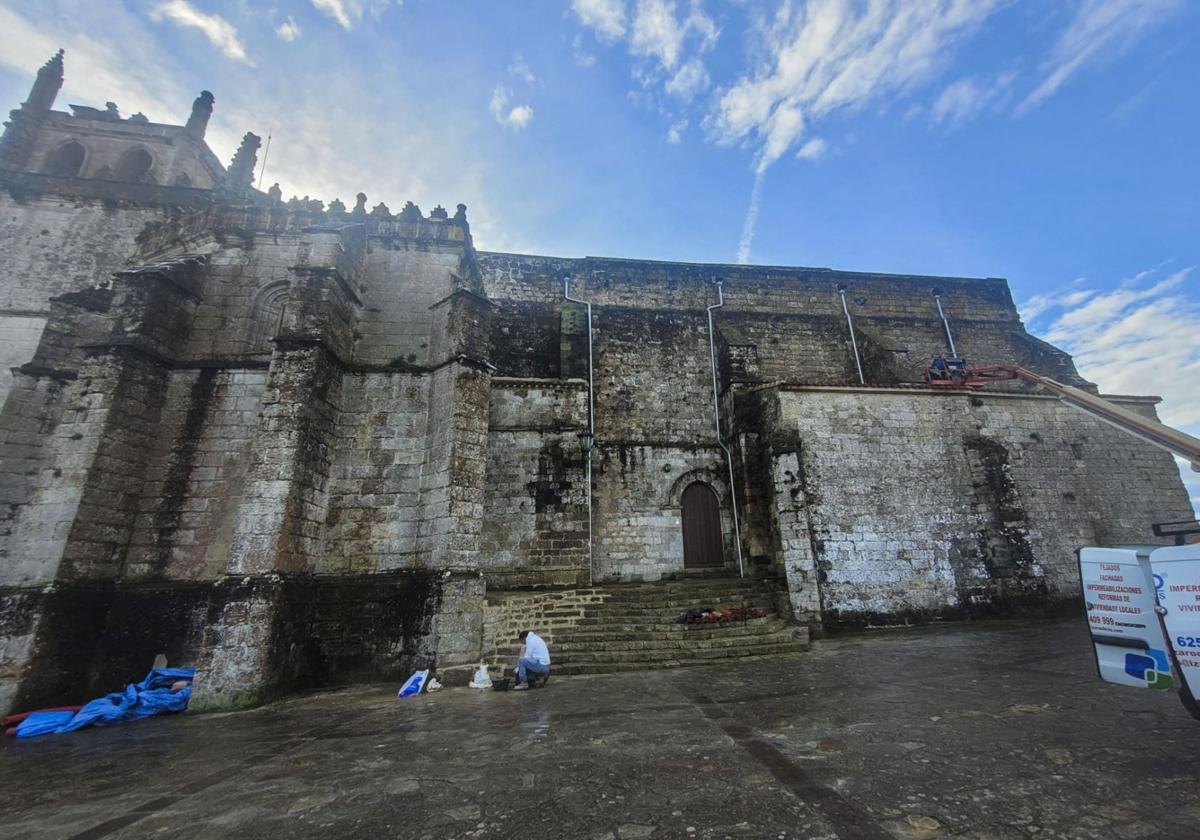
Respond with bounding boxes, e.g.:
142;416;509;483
256;129;272;190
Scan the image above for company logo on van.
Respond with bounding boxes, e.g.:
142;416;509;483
1124;648;1173;690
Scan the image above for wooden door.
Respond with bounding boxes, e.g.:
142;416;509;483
681;482;723;568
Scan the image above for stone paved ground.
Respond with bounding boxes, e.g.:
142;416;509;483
3;618;1199;840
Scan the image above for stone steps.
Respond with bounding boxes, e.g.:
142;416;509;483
573;609;777;624
573;602;777;621
594;585;777;602
548;615;782;642
553;629;802;655
554;636;808;663
493;625;798;658
549;642;811;676
484;576;809;678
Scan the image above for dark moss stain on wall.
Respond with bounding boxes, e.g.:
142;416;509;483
8;570;446;711
963;434;1047;608
151;368;218;575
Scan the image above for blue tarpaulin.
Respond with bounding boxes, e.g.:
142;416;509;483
16;667;195;738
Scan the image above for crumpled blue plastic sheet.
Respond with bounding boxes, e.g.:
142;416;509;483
16;667;196;738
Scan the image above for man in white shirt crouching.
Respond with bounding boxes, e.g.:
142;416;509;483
513;629;551;690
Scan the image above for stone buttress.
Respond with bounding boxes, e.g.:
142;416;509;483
0;202;497;712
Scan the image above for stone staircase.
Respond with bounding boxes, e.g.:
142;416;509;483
481;577;809;677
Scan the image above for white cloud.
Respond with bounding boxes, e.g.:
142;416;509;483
795;136;826;159
574;0;717;102
311;0;401;31
509;54;535;85
1020;0;1185;113
665;57;709;98
1027;266;1200;428
712;0;999;265
572;34;597;67
931;71;1014;127
277;17;301;42
736;169;765;264
710;0;1000;173
149;0;253;66
1027;264;1200;514
489;86;534;130
312;0;354;29
0;5;186;122
0;1;536;254
572;0;627;42
630;0;717;72
666;118;687;143
630;0;685;69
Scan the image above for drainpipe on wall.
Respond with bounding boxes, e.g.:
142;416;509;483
933;290;957;357
837;284;865;385
564;277;594;586
706;281;746;579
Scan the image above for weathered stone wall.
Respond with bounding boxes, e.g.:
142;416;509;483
768;387;1195;625
321;372;430;573
28;112;223;188
227;345;344;575
3;568;455;712
356;235;471;366
482;379;590;586
122;368;267;580
0;316;46;404
480;587;608;670
592;445;734;580
0;193;173;310
0;191;176;398
478;253;1086;389
2;163;1191;714
589;306;733;580
417;362;491;568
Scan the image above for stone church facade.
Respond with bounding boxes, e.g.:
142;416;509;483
0;54;1192;712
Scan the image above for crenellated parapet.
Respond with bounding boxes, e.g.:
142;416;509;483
132;197;474;260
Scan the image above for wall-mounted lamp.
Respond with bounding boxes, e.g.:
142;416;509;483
577;430;594;455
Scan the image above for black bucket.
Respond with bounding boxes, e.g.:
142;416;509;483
491;677;511;692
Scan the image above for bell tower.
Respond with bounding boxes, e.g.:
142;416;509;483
0;49;64;170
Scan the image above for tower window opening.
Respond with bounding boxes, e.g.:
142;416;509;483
43;141;86;177
115;147;154;182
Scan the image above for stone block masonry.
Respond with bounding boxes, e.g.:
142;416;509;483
0;52;1192;712
765;387;1194;625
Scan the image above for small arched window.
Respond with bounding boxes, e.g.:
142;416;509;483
247;283;289;353
115;147;154;182
43;141;86;177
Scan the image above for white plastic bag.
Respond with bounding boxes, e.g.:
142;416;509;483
468;663;491;689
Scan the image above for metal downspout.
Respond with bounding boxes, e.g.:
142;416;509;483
933;291;957;357
837;285;865;385
706;281;745;578
564;277;594;586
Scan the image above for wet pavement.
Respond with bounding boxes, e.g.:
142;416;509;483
3;618;1199;840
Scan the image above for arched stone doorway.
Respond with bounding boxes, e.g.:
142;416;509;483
681;482;723;569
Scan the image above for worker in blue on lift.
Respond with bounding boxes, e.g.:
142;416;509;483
930;356;949;380
512;629;551;690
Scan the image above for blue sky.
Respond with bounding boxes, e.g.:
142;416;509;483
0;0;1197;508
